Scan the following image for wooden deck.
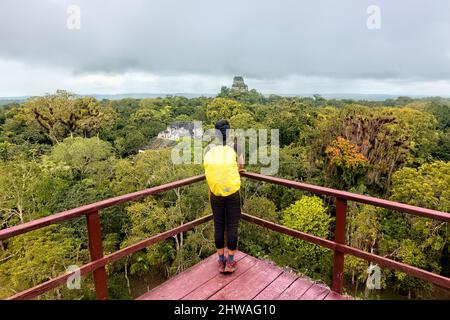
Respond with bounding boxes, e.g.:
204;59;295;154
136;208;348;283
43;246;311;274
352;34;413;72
137;251;352;300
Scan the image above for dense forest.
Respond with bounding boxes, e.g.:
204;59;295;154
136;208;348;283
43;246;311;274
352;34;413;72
0;86;449;299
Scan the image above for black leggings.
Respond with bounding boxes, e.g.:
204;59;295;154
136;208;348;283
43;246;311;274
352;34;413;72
210;191;241;251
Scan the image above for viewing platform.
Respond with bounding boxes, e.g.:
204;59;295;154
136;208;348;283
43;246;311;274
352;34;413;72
138;251;350;300
0;171;448;300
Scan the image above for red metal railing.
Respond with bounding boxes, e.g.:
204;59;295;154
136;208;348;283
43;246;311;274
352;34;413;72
240;171;450;293
0;174;207;300
0;171;449;300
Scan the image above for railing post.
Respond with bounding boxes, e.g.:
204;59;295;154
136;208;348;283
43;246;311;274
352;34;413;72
331;198;347;294
86;211;109;300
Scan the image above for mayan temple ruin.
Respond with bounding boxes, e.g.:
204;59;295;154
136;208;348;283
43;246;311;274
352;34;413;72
230;76;248;92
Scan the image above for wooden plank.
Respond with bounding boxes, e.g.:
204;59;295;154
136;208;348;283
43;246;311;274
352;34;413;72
324;291;353;300
137;255;217;300
137;250;354;301
253;271;298;300
277;277;314;300
299;283;330;300
208;260;283;300
182;255;258;300
137;251;247;300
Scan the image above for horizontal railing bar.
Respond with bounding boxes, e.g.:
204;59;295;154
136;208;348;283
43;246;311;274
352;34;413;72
0;174;206;241
241;171;450;223
241;213;450;290
241;213;337;250
7;214;213;300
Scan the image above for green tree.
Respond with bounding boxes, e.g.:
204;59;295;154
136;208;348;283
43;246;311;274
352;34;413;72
263;99;316;146
0;155;42;225
0;226;89;299
315;105;438;193
206;98;245;124
0;106;50;145
280;196;333;279
382;161;450;297
240;197;279;257
390;161;449;211
49;137;114;180
23;91;116;143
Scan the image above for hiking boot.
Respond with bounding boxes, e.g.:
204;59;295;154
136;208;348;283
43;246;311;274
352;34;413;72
224;260;237;273
218;259;226;273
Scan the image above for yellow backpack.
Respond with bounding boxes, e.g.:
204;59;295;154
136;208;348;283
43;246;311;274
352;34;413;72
203;145;241;196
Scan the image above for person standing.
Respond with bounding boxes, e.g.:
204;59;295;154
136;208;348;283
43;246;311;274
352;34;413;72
203;119;244;273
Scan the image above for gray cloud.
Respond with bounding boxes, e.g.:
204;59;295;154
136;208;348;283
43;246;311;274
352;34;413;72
0;0;450;95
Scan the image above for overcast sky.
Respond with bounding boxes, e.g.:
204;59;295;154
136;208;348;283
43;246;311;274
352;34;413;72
0;0;449;96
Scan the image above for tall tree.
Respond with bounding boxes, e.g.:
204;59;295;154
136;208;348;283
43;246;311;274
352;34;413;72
23;91;115;143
